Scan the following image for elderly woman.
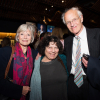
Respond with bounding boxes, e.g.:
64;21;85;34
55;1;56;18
30;36;68;100
0;24;37;100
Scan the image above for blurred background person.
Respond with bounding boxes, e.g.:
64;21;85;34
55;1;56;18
34;32;52;50
43;32;52;37
40;32;52;40
30;36;68;100
28;23;38;49
1;37;11;47
0;24;37;100
0;44;2;48
52;28;64;48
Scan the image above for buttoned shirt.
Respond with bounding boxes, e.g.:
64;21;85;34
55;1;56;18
70;26;90;75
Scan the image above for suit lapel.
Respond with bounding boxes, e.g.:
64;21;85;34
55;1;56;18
67;36;73;72
86;28;97;56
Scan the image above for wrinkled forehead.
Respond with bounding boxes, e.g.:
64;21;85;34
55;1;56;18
64;9;79;20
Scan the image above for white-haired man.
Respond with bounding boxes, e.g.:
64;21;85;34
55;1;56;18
62;7;100;100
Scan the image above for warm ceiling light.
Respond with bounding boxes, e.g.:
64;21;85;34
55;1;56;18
62;0;64;3
45;8;47;10
43;16;47;24
51;5;53;7
90;19;96;23
47;18;52;22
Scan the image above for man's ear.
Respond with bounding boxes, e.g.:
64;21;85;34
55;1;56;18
80;15;83;23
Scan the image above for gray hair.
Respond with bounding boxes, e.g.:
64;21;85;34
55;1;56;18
15;24;35;43
61;7;83;25
26;22;37;30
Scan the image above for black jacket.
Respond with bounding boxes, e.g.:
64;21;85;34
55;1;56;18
64;28;100;100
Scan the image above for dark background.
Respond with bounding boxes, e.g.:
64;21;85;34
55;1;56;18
0;0;100;33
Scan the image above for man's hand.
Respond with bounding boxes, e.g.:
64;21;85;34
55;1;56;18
22;86;31;96
82;57;88;68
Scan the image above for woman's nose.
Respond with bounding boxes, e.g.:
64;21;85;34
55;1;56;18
24;35;27;38
52;48;55;52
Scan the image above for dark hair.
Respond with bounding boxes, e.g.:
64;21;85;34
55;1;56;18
40;32;46;40
37;35;63;56
40;32;52;40
2;37;11;47
44;32;52;37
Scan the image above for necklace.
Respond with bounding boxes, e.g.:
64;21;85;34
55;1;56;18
23;51;27;57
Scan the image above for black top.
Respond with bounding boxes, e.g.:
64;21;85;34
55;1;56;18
0;46;37;99
40;58;67;100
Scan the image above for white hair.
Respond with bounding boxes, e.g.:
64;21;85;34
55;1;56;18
15;24;35;43
61;7;83;25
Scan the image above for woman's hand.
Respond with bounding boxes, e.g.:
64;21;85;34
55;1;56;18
35;53;41;60
22;86;31;96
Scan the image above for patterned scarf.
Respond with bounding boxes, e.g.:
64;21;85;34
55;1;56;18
13;42;33;100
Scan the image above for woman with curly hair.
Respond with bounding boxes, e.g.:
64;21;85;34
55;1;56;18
30;36;68;100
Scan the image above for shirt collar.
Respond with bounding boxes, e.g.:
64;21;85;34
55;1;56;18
75;26;86;40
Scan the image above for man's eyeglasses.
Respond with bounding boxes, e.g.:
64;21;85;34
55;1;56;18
66;16;81;26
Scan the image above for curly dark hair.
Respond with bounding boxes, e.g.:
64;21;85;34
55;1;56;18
37;35;63;56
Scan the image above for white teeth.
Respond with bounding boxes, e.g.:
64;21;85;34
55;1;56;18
50;54;55;55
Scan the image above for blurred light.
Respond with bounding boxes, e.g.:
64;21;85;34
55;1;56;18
62;0;64;3
90;19;96;23
51;5;53;7
0;32;16;39
45;8;47;10
47;18;52;22
43;16;47;24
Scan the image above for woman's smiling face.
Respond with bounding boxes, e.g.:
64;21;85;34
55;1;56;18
18;29;31;47
44;42;59;62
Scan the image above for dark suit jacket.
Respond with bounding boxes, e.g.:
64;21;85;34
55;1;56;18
64;28;100;100
0;46;37;100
